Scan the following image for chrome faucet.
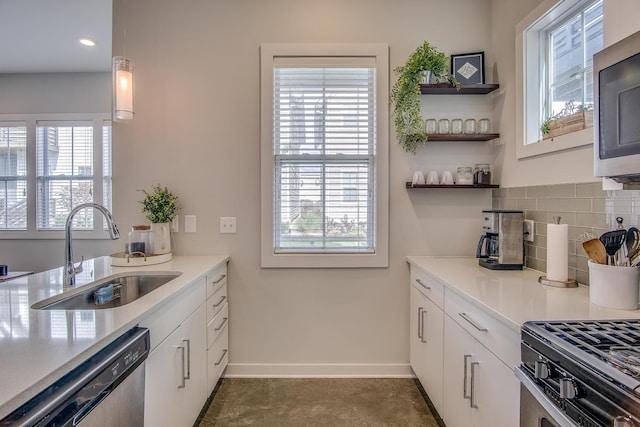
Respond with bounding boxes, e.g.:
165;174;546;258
64;203;120;287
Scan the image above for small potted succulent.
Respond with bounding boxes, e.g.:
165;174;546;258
140;184;179;255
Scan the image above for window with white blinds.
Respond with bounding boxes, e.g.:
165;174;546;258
261;44;389;268
37;122;95;229
0;114;111;238
0;123;27;230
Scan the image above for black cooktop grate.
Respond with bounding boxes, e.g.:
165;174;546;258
525;320;640;379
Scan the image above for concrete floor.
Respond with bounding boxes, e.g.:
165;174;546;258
197;378;442;426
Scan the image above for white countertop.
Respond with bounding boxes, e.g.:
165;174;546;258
407;256;640;332
0;255;229;419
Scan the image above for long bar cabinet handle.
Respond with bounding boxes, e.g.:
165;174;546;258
215;317;229;332
211;274;227;285
459;312;488;332
470;361;479;408
420;309;427;343
214;349;228;366
463;354;472;399
416;278;431;290
177;344;186;389
213;295;227;308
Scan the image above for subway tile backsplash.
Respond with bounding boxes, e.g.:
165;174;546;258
492;183;640;285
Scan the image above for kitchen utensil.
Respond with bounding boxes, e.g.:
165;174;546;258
626;227;640;265
600;229;627;265
582;238;607;265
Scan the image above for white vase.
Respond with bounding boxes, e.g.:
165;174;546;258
151;222;171;255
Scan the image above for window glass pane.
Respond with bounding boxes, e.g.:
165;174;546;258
36;123;94;229
547;0;602;117
0;124;27;230
273;63;375;253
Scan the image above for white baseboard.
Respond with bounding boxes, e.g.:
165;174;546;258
224;363;413;378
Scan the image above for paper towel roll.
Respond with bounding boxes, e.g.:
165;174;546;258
547;221;569;281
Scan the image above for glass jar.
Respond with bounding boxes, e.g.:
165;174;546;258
463;119;476;134
478;118;490;134
451;118;463;134
425;118;437;134
456;167;473;185
129;225;152;256
437;119;450;134
473;163;491;185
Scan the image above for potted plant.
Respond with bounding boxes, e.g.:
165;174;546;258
391;41;454;154
541;101;593;140
140;184;179;255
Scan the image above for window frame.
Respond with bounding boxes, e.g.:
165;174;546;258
516;0;602;159
260;43;389;268
0;113;111;239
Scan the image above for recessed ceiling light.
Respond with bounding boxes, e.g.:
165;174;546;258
78;37;96;47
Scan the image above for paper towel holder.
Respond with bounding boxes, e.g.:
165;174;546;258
538;216;579;287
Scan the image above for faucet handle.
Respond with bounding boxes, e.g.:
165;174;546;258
74;256;84;274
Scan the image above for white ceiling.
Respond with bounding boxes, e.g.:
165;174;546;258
0;0;112;73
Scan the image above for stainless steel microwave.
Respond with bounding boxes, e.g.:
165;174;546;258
594;29;640;184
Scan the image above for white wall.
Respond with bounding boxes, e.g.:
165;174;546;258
112;0;495;375
492;0;640;188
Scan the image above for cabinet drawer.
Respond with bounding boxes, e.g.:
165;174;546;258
206;264;228;299
140;277;206;351
207;328;228;393
207;303;229;349
444;289;519;369
206;283;227;323
410;266;444;309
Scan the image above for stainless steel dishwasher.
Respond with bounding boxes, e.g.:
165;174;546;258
0;326;150;427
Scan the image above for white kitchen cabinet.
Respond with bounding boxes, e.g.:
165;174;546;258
409;268;444;412
140;272;209;427
205;264;229;394
442;296;519;427
143;303;206;427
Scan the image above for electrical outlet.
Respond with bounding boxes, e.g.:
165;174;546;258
184;215;196;233
171;215;179;232
220;217;236;234
524;220;535;242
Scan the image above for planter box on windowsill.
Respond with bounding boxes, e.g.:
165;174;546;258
542;110;593;140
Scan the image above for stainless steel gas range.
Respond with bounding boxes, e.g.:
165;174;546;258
516;319;640;427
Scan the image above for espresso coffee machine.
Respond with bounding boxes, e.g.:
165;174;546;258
476;210;524;270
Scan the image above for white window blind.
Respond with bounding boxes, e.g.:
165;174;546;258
102;121;112;212
0;123;27;230
273;58;376;253
36;121;94;229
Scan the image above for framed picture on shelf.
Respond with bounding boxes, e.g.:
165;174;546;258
451;52;484;84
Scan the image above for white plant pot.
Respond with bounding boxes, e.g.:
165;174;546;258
151;222;171;255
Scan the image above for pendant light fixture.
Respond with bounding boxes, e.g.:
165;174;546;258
112;56;134;121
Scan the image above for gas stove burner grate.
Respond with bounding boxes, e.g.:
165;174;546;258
526;319;640;378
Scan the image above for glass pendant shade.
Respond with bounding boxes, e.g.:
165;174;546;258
112;56;134;121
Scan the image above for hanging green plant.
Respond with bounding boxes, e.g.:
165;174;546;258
390;41;455;154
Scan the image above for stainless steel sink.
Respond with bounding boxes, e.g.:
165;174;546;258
32;271;182;310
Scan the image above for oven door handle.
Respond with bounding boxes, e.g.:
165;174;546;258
515;367;577;427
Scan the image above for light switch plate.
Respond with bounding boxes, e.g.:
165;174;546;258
524;220;534;242
184;215;196;233
220;217;236;234
171;216;179;232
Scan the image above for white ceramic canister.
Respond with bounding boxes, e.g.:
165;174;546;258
588;260;640;310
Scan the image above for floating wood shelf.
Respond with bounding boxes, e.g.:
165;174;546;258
406;182;499;189
424;133;500;142
419;83;500;95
